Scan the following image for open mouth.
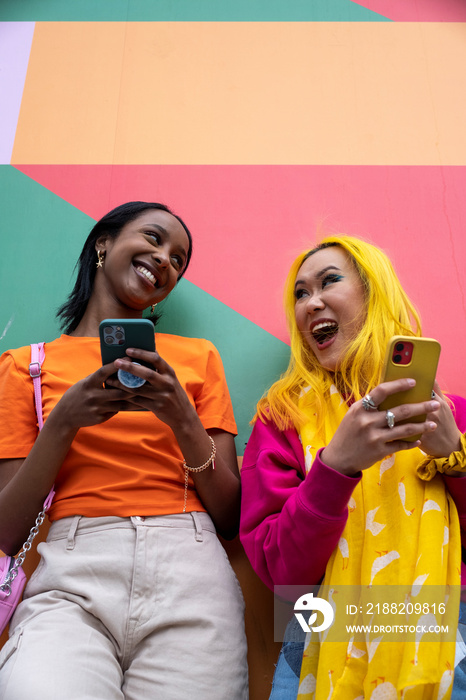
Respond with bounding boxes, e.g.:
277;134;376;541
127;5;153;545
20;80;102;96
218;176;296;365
311;321;338;346
135;264;158;287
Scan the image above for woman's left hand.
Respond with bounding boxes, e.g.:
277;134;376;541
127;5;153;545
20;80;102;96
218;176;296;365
110;347;195;426
418;381;462;459
109;347;241;538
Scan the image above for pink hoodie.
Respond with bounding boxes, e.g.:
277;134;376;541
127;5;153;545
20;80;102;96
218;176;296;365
240;395;466;591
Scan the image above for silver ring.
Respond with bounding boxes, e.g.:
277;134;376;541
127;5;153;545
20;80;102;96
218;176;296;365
362;394;377;411
385;410;396;429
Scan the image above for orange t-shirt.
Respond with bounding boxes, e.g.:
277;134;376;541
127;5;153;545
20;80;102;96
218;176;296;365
0;334;237;521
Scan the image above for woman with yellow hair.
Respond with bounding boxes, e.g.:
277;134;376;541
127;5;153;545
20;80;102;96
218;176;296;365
240;236;466;699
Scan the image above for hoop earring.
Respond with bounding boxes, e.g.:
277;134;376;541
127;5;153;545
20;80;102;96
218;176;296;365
96;250;105;269
150;303;158;314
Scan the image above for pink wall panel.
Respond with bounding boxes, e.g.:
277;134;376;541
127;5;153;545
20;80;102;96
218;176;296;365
16;163;466;395
352;0;466;21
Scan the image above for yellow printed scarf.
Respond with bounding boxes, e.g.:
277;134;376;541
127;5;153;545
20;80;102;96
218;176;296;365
298;387;461;700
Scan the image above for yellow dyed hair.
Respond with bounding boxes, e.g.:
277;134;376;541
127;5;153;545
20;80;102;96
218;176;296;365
256;235;422;431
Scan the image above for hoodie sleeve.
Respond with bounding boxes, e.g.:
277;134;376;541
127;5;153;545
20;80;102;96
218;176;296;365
239;419;361;590
443;395;466;534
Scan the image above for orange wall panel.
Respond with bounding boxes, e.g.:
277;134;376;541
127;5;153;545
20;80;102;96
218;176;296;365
12;22;466;165
12;23;127;163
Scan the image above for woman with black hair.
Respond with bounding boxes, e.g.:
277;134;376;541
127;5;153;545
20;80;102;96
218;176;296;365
0;202;248;699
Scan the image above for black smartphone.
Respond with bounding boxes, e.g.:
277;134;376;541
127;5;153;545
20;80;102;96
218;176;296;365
99;318;155;390
378;336;441;440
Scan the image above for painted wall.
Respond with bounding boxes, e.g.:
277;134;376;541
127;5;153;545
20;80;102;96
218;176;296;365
1;0;465;453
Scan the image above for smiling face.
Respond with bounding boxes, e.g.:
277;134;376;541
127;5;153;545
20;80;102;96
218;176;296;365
94;209;190;314
294;246;367;372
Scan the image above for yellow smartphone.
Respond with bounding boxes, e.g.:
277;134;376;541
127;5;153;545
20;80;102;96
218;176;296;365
378;336;441;440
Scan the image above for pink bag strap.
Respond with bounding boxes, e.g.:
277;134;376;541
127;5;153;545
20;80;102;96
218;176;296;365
30;342;45;431
0;345;55;590
30;343;55;510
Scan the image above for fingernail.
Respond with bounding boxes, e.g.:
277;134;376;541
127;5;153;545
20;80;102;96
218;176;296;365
428;401;439;411
428;422;437;430
407;378;416;386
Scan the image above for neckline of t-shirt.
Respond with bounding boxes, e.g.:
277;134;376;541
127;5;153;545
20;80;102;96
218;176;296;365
60;334;99;342
59;333;162;342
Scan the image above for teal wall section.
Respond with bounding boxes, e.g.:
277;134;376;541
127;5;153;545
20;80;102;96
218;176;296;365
0;0;387;22
0;166;92;347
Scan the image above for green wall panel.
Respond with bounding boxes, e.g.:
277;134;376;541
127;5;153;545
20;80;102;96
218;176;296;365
0;165;289;450
0;0;387;22
0;166;92;349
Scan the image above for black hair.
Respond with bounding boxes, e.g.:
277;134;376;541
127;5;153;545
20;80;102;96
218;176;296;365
301;241;338;264
57;201;193;334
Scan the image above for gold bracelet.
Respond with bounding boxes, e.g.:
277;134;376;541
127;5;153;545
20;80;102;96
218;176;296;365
182;436;217;512
417;432;466;481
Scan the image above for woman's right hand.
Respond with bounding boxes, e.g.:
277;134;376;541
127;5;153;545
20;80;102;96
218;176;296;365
47;362;133;433
321;378;440;476
0;362;132;554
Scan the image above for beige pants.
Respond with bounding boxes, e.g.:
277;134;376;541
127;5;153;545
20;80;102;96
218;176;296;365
0;513;248;700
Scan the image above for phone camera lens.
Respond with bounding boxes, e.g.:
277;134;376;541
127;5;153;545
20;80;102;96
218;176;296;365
103;327;113;335
395;343;404;352
115;331;124;340
105;336;114;344
393;354;402;364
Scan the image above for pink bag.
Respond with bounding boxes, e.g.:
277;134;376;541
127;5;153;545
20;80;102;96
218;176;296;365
0;557;27;634
0;343;54;636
